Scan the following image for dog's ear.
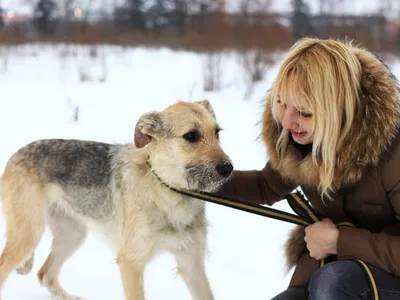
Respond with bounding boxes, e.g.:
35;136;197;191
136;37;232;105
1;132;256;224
196;99;216;119
134;112;164;148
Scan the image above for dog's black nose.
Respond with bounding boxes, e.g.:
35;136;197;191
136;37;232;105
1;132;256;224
216;160;233;178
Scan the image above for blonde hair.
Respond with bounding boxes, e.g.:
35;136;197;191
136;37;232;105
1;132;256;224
270;38;362;199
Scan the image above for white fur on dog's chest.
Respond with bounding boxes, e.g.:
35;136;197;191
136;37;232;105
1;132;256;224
131;198;206;254
151;198;204;233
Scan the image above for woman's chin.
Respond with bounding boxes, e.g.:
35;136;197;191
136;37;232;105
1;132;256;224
292;134;313;144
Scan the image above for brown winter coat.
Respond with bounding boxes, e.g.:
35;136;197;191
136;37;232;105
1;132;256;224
218;45;400;288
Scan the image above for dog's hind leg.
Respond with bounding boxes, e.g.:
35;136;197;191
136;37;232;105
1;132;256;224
0;169;46;297
37;203;88;300
173;248;215;300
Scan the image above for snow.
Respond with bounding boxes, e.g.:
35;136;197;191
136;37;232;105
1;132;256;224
0;43;394;299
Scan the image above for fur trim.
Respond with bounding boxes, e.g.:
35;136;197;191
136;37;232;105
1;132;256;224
284;225;306;272
262;45;400;191
261;45;400;270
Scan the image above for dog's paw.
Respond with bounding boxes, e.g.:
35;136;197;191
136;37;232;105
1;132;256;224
16;254;34;275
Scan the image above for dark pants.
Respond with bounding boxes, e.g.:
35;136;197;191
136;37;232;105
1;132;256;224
271;260;400;299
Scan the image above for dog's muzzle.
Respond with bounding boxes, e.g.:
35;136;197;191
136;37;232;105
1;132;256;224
216;160;233;178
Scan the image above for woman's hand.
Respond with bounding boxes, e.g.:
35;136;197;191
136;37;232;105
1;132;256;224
304;218;339;260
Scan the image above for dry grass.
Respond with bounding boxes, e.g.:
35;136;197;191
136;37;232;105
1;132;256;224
0;22;396;55
0;22;293;52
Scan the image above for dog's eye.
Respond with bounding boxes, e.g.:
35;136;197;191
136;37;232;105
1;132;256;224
183;130;200;143
215;127;222;139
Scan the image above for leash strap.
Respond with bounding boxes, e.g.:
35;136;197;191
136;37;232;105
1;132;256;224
354;259;380;300
285;192;379;300
171;188;310;226
149;164;379;299
194;189;379;300
148;163;309;226
174;188;379;299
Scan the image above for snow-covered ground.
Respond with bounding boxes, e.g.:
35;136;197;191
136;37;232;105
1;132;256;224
0;44;397;300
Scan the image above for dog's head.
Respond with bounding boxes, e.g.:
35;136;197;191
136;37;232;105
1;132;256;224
134;100;233;192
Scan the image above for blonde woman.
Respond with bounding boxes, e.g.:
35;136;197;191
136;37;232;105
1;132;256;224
218;38;400;299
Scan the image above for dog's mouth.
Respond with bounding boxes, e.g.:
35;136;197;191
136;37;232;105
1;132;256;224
185;162;233;192
147;161;233;193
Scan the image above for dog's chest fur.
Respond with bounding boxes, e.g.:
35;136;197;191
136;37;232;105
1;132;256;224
146;196;206;234
120;193;207;256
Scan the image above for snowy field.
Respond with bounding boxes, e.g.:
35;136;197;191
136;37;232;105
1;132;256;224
0;44;397;300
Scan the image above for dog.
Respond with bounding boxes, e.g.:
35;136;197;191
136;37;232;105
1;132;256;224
0;99;233;300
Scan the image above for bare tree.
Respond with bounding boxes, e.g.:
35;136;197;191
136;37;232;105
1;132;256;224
34;0;58;34
241;0;272;14
174;0;187;34
292;0;316;40
189;0;226;12
378;0;393;17
203;51;222;92
80;0;96;31
236;0;272;30
318;0;345;15
240;49;275;100
23;0;79;34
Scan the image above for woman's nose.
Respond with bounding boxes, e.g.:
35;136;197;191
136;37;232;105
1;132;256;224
281;109;298;130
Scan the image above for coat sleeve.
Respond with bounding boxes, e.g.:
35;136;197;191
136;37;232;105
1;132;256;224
336;219;400;275
216;161;297;206
336;152;400;275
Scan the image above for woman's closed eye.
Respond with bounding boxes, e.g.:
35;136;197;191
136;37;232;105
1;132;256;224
299;111;312;118
277;97;312;118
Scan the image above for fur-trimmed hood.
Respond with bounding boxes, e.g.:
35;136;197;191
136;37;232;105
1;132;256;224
261;46;400;192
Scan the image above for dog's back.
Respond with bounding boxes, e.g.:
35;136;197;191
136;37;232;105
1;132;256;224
3;139;121;219
9;139;113;188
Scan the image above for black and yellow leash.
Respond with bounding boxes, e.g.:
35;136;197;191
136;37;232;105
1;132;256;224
287;193;379;300
149;165;379;299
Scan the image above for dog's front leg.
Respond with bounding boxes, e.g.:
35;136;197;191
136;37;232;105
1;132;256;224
117;252;146;300
173;249;215;300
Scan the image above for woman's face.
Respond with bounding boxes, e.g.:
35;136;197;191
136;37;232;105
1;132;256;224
278;96;314;145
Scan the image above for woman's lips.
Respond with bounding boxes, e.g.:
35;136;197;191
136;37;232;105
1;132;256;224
291;131;307;138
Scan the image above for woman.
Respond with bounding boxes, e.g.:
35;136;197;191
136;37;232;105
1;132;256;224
218;38;400;299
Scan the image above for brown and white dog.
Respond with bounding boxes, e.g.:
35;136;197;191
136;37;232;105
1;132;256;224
0;100;233;300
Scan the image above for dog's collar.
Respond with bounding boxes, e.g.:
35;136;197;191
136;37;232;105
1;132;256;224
146;161;175;191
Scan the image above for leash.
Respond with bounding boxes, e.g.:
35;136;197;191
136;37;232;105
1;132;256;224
147;163;309;226
148;164;379;299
